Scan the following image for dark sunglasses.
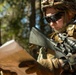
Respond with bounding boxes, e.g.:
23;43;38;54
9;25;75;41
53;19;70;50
44;12;64;23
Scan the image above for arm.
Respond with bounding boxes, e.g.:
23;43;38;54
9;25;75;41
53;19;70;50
29;27;70;58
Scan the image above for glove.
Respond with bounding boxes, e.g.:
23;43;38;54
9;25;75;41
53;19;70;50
39;57;61;70
39;58;62;75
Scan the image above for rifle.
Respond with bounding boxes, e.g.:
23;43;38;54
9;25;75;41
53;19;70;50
58;33;76;54
29;27;69;58
29;27;76;70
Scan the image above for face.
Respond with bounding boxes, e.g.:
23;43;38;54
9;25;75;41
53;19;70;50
45;7;66;32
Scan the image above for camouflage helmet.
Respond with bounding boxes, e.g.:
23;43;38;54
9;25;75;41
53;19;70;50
41;0;63;9
41;0;76;13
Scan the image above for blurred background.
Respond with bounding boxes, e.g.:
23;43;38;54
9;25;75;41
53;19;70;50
0;0;52;59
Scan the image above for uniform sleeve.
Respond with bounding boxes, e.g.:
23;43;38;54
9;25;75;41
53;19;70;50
37;47;61;71
66;24;76;39
73;25;76;39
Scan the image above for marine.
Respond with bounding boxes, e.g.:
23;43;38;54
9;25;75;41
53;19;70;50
19;0;76;75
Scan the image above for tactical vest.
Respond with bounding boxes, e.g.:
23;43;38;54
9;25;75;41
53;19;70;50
50;24;76;43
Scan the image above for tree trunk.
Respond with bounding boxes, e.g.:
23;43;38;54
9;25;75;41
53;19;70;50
29;0;36;30
39;0;45;32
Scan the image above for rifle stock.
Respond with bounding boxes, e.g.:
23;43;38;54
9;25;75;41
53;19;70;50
29;27;66;58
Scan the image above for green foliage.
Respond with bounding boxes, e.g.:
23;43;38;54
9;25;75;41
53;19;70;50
0;0;30;50
0;0;49;52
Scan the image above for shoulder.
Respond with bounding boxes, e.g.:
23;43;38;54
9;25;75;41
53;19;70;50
66;24;76;39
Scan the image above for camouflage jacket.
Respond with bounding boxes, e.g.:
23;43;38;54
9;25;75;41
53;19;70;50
37;23;76;72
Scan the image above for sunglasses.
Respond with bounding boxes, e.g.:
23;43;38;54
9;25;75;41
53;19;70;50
44;12;64;23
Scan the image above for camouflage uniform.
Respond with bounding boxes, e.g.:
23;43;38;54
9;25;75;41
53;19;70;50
18;1;76;75
37;0;76;74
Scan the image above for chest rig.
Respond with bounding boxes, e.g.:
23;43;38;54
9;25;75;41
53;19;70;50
50;24;76;55
50;24;76;70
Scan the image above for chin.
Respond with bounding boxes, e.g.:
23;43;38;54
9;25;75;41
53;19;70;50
54;29;63;33
54;27;66;33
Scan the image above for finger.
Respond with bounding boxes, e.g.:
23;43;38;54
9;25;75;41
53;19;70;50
25;66;37;74
19;60;36;68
